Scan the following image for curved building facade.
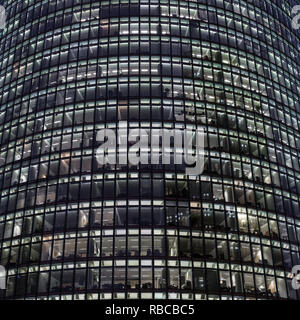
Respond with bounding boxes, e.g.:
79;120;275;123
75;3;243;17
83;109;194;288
0;0;300;300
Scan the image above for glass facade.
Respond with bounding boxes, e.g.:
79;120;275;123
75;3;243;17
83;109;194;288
0;0;300;300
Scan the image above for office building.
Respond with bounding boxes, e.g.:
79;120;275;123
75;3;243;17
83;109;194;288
0;0;300;300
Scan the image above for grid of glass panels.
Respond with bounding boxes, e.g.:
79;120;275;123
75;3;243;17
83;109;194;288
0;0;300;300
